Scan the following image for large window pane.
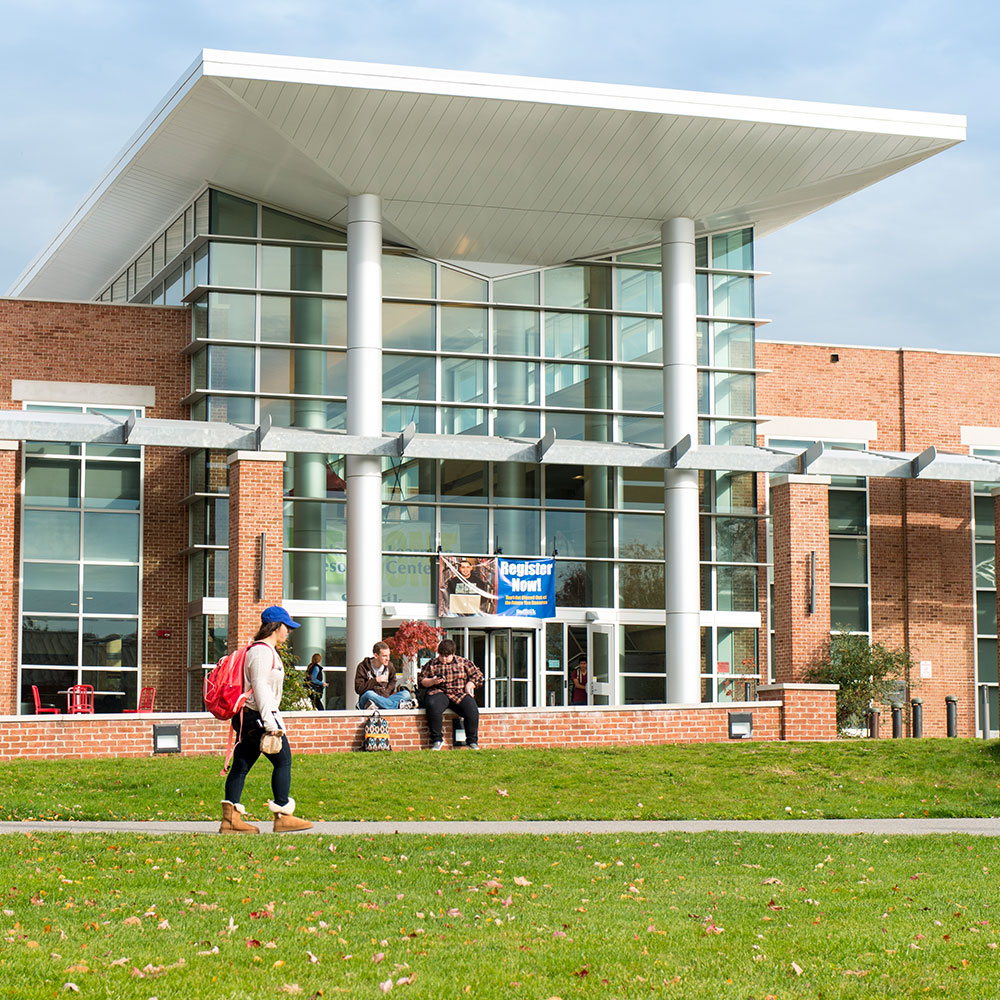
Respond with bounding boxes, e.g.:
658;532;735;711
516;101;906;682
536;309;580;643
82;618;138;668
831;587;869;632
543;265;611;309
620;562;664;609
494;309;539;355
84;512;139;561
84;463;140;511
618;316;661;364
619;513;663;560
441;268;487;302
209;242;256;287
829;490;866;535
441;306;486;352
383;255;434;298
284;500;346;550
23;563;78;613
261;206;340;243
384;303;434;350
493;273;538;306
554;560;611;608
442;357;486;403
384;354;435;400
439;507;488;553
83;565;139;615
976;542;995;589
547;510;612;559
210;191;257;236
545;364;611;409
383;458;435;503
616;267;661;314
712;274;753;318
713;322;754;368
493;464;539;506
442;408;486;435
382;556;436;603
977;591;997;637
619;368;663;412
494;361;538;406
711;228;753;271
25;458;80;507
716;566;758;612
494;508;540;556
199;292;256;340
620;624;666;674
441;461;486;503
714;517;757;563
830;537;868;585
713;372;755;417
494;409;539;438
382;506;434;552
23;510;80;559
22;616;78;665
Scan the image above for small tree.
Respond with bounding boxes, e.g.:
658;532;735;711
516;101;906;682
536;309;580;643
277;641;315;712
386;620;445;689
804;632;915;733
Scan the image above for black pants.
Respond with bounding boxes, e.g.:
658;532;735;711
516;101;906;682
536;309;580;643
223;708;292;807
424;692;479;744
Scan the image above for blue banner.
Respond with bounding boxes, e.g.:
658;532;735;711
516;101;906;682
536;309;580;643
496;557;555;618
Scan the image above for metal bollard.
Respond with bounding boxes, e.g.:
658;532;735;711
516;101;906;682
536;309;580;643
911;698;923;738
891;702;903;739
981;686;991;739
946;695;957;738
866;708;880;739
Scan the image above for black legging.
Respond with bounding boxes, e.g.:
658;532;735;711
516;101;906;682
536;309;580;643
223;708;292;807
423;692;479;744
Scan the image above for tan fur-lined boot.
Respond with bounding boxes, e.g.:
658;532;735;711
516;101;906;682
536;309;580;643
220;800;260;834
268;797;313;833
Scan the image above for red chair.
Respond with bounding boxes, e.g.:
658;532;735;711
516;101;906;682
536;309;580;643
32;685;61;715
67;684;94;714
124;686;156;713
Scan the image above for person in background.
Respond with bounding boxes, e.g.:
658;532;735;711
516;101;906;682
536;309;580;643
355;640;417;710
220;605;313;834
306;652;327;710
419;638;484;750
571;656;588;704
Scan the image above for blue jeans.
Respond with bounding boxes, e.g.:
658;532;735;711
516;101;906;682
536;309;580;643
358;689;411;710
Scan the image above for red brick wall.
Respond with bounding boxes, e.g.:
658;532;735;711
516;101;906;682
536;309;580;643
770;479;831;681
227;455;285;648
758;683;838;741
758;341;1000;737
0;702;795;760
0;299;190;715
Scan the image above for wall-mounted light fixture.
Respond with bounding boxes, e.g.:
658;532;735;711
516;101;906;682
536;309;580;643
728;712;753;740
152;723;181;754
382;606;396;617
585;610;599;622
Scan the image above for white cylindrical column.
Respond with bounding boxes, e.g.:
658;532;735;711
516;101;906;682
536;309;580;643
662;218;701;704
346;193;383;707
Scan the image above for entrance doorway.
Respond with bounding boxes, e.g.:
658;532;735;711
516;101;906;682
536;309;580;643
446;627;535;708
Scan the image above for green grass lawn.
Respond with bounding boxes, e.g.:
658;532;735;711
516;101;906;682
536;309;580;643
1;831;997;999
2;740;998;822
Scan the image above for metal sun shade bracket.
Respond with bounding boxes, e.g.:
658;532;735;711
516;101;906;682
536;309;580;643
669;433;692;468
799;440;825;474
255;413;273;451
910;445;937;478
121;410;137;444
396;420;416;458
535;426;557;463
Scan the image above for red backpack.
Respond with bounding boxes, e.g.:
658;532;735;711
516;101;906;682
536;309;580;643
204;642;267;775
204;642;256;720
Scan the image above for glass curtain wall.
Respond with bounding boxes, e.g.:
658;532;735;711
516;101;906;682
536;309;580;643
971;450;999;734
119;189;758;707
19;404;143;714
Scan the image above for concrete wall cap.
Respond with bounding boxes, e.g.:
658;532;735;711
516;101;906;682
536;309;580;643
228;451;287;464
757;682;840;691
770;474;833;487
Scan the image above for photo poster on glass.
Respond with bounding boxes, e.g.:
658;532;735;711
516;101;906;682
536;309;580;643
438;554;499;616
437;555;556;618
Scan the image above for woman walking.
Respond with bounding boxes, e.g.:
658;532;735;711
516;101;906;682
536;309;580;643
220;606;313;833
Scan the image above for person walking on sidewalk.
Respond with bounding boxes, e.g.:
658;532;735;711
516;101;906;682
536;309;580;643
220;606;313;834
419;638;484;750
355;640;417;711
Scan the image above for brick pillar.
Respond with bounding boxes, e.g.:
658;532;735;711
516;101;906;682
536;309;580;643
228;452;285;649
771;475;831;682
757;682;838;740
0;442;17;715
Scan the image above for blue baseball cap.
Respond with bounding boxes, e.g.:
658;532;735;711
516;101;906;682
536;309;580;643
261;605;300;628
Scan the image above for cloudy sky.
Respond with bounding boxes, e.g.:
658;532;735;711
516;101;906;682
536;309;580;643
1;0;995;352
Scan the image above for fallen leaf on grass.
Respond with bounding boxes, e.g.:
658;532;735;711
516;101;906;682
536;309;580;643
844;970;870;977
791;962;803;976
196;946;219;956
762;877;782;885
573;967;589;978
396;975;416;985
379;979;393;993
279;986;303;994
307;950;319;963
62;985;79;993
373;952;385;964
123;916;141;926
496;789;509;797
513;877;531;887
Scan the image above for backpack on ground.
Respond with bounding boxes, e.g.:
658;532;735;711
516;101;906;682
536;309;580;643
363;710;392;751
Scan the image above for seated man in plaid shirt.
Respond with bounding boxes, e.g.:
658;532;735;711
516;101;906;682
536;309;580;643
418;638;484;750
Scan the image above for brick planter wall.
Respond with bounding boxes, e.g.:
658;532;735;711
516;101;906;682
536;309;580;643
0;701;811;760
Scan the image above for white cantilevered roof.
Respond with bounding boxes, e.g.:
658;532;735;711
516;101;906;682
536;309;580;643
10;49;965;300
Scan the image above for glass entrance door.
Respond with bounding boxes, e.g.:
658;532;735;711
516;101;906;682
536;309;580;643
464;628;534;707
589;625;613;705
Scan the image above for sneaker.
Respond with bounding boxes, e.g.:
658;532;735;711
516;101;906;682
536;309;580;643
401;699;418;710
430;740;445;751
466;742;480;750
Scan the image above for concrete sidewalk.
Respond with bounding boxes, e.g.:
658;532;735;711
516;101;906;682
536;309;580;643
0;818;997;836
